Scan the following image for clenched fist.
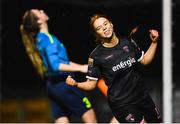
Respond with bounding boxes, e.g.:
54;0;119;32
149;29;159;43
66;75;78;87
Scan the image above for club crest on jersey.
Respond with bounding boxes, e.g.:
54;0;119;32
88;58;94;66
123;45;129;52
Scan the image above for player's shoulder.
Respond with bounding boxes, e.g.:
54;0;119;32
119;36;136;47
38;32;58;44
37;32;48;40
89;44;102;57
119;36;131;42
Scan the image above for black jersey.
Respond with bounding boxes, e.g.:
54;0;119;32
87;37;148;110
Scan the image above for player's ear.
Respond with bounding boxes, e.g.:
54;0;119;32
110;22;113;28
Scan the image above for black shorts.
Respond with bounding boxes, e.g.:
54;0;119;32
112;95;162;123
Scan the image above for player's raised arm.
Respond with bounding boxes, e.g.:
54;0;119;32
140;29;159;65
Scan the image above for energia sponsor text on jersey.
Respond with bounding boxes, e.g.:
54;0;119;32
112;57;136;71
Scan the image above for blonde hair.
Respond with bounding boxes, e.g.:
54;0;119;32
20;11;47;79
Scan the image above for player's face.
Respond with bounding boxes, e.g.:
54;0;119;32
93;17;113;39
31;9;49;24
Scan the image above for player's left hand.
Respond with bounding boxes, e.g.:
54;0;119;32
149;29;159;43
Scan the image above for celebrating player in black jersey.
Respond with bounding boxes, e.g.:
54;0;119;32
66;14;162;123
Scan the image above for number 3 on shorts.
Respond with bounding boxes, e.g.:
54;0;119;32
83;97;92;108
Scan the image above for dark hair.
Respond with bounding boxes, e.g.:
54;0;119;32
20;10;47;79
22;10;39;35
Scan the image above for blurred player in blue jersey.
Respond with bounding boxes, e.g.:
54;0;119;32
20;9;97;123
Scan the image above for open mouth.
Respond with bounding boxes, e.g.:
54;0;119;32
104;30;112;37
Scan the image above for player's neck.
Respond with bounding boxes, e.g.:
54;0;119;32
102;35;119;48
39;23;49;34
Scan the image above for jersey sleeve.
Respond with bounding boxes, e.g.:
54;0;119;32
131;39;144;62
86;57;101;81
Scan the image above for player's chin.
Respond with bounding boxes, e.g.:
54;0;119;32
104;32;113;38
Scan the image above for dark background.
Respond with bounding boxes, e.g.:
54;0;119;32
1;0;180;122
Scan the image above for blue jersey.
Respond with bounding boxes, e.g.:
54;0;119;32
35;33;92;119
36;32;69;77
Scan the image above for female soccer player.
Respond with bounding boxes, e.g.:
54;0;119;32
66;14;162;123
20;9;97;123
